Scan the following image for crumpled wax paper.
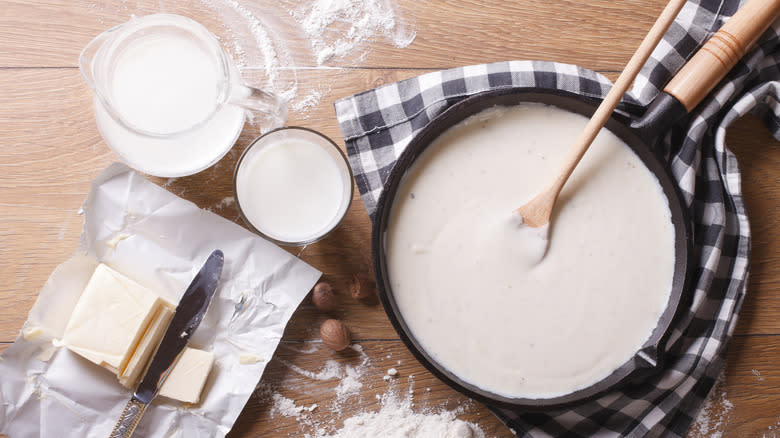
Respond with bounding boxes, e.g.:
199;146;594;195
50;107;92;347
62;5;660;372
0;163;321;438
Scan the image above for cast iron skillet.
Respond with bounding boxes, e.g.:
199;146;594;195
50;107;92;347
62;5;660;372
371;2;778;410
373;88;692;410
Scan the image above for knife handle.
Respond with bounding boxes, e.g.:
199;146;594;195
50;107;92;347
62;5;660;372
109;397;148;438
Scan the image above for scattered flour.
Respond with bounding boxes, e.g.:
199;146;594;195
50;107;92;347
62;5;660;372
215;196;235;209
259;343;486;438
336;365;364;397
761;417;780;438
282;342;322;355
691;371;733;438
316;392;484;438
280;357;366;398
291;89;325;115
283;359;344;381
272;393;318;418
293;0;416;65
384;367;398;381
161;177;178;188
199;0;290;89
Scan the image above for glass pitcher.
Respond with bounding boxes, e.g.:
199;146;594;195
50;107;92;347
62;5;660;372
79;14;288;177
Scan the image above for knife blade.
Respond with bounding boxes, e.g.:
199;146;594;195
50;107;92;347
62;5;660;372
109;249;224;438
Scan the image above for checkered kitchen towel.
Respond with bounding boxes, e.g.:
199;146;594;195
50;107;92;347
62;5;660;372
334;0;780;436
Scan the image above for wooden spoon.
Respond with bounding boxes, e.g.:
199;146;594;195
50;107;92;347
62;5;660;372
515;0;687;228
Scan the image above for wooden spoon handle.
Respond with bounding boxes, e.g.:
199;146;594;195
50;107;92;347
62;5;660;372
517;0;687;227
548;0;687;196
664;0;780;112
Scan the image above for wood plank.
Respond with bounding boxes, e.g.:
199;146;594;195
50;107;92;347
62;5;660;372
0;67;106;341
727;116;780;337
1;0;667;71
688;335;780;437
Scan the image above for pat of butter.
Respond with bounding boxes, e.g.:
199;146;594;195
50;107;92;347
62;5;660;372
159;347;214;404
22;326;45;341
119;302;175;388
238;353;264;365
62;264;164;373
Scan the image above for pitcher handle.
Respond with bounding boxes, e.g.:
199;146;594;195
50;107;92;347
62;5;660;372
79;24;125;92
230;84;288;132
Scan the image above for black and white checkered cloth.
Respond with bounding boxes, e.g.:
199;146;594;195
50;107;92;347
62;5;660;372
334;1;780;436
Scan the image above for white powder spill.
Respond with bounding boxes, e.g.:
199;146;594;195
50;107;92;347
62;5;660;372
317;392;484;438
215;196;235;209
272;393;318;418
282;342;322;355
752;369;766;382
198;0;299;113
336;365;363;397
691;371;734;438
761;417;780;438
282;359;344;381
257;343;486;438
293;0;416;65
203;0;281;84
291;89;326;116
279;354;367;399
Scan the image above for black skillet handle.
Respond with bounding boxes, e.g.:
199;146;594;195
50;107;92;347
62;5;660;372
633;0;780;136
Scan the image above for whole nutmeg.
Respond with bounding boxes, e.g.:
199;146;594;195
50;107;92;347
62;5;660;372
350;274;376;301
320;319;351;351
312;282;338;313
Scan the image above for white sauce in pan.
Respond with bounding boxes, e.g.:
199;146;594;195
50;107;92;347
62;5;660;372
386;104;675;399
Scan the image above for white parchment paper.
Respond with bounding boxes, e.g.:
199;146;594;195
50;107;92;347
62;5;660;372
0;163;321;438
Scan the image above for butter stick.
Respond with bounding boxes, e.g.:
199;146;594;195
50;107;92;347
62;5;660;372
119;302;175;388
62;264;163;373
159;347;215;404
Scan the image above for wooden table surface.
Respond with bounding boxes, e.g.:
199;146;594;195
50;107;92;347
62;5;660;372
1;1;779;437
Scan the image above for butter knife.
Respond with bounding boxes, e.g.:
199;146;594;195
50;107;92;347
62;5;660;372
109;249;224;438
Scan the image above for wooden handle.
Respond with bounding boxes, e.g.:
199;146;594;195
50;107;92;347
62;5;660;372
109;398;148;438
517;0;687;227
665;0;780;112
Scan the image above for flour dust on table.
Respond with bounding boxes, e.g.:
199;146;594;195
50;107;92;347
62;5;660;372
689;371;733;438
255;343;488;438
291;0;416;65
